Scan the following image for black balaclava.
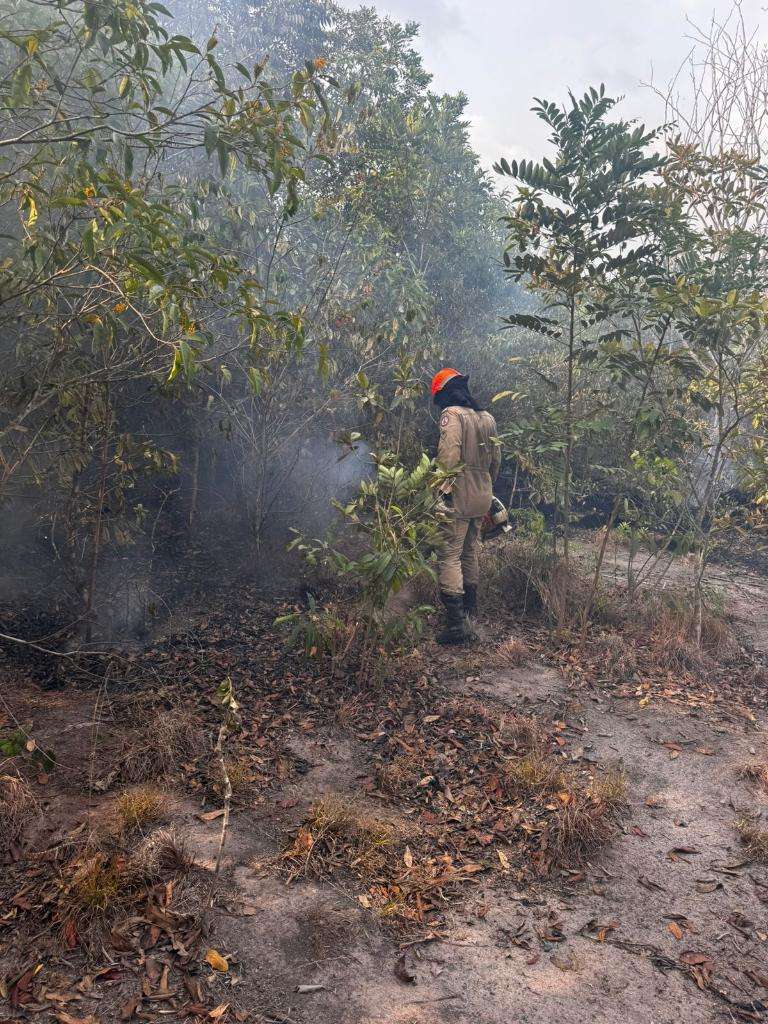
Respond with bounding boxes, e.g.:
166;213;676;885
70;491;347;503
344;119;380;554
434;375;484;412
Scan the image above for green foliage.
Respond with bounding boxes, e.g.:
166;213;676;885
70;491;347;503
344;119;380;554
494;87;668;557
278;449;453;666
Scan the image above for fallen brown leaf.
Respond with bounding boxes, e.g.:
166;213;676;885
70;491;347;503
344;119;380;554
196;809;225;822
204;949;228;973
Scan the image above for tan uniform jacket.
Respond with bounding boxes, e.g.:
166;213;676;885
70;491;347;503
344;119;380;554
437;405;501;519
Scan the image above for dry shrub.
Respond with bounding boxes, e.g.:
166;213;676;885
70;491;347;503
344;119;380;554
548;790;617;865
494;636;530;668
115;785;168;831
120;705;201;783
735;762;768;790
538;559;587;626
641;590;731;670
590;632;640;684
0;772;35;852
57;825;191;942
500;714;547;754
282;797;405;881
487;540;589;627
494;541;556;616
128;826;191;880
735;818;768;863
503;751;565;797
589;767;628;809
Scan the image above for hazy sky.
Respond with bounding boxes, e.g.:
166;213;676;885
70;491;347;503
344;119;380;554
336;0;766;171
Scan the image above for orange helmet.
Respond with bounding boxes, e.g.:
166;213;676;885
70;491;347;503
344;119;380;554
431;367;466;397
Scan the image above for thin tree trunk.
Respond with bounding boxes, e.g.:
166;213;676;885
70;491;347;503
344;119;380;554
212;716;232;883
562;294;576;564
580;492;622;638
189;440;200;528
83;405;110;644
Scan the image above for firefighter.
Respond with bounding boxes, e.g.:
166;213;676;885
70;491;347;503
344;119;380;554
431;368;500;644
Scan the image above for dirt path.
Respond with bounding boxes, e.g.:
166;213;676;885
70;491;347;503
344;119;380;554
3;557;768;1024
584;534;768;655
184;651;767;1024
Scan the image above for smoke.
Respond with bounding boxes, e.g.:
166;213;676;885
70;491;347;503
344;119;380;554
0;0;510;648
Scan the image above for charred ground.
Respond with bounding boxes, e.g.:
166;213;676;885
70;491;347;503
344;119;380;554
2;533;768;1024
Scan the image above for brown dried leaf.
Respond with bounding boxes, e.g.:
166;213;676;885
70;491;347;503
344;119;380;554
204;949;228;973
196;810;225;822
680;952;712;966
119;995;140;1020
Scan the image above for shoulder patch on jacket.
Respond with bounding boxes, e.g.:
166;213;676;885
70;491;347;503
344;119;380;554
439;413;450;429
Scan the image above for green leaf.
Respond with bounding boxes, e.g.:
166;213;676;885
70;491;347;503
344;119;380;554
247;366;262;394
130;255;164;285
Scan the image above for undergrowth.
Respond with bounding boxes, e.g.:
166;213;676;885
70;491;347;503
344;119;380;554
1;772;36;853
735;818;768;863
281;705;626;928
55;825;192;947
118;700;201;783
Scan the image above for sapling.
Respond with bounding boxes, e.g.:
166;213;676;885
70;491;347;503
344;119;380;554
211;676;241;903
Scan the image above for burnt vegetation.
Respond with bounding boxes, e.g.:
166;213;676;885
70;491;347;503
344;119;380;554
2;1;768;1022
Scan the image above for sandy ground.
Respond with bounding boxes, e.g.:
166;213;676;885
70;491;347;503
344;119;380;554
3;544;768;1024
188;659;766;1024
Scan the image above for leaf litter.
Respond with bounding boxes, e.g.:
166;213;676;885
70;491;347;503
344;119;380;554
3;584;768;1021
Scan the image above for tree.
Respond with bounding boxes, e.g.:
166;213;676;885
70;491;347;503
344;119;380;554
495;87;665;563
0;0;330;635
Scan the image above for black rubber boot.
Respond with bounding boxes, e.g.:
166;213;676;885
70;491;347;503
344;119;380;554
463;584;478;620
462;583;479;640
437;592;472;645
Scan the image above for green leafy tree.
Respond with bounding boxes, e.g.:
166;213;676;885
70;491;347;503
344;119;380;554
495;87;665;563
0;0;329;633
280;450;453;677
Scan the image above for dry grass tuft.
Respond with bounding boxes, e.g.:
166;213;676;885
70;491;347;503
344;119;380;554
58;851;127;929
0;772;35;852
589;767;628;809
501;715;548;754
548;790;617;865
735;761;768;790
735;818;768;863
494;637;531;668
120;705;201;783
115;785;168;831
503;751;565;797
128;827;191;880
282;796;405;881
504;756;624;867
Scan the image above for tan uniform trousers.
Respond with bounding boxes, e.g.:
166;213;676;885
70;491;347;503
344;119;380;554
438;514;483;596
